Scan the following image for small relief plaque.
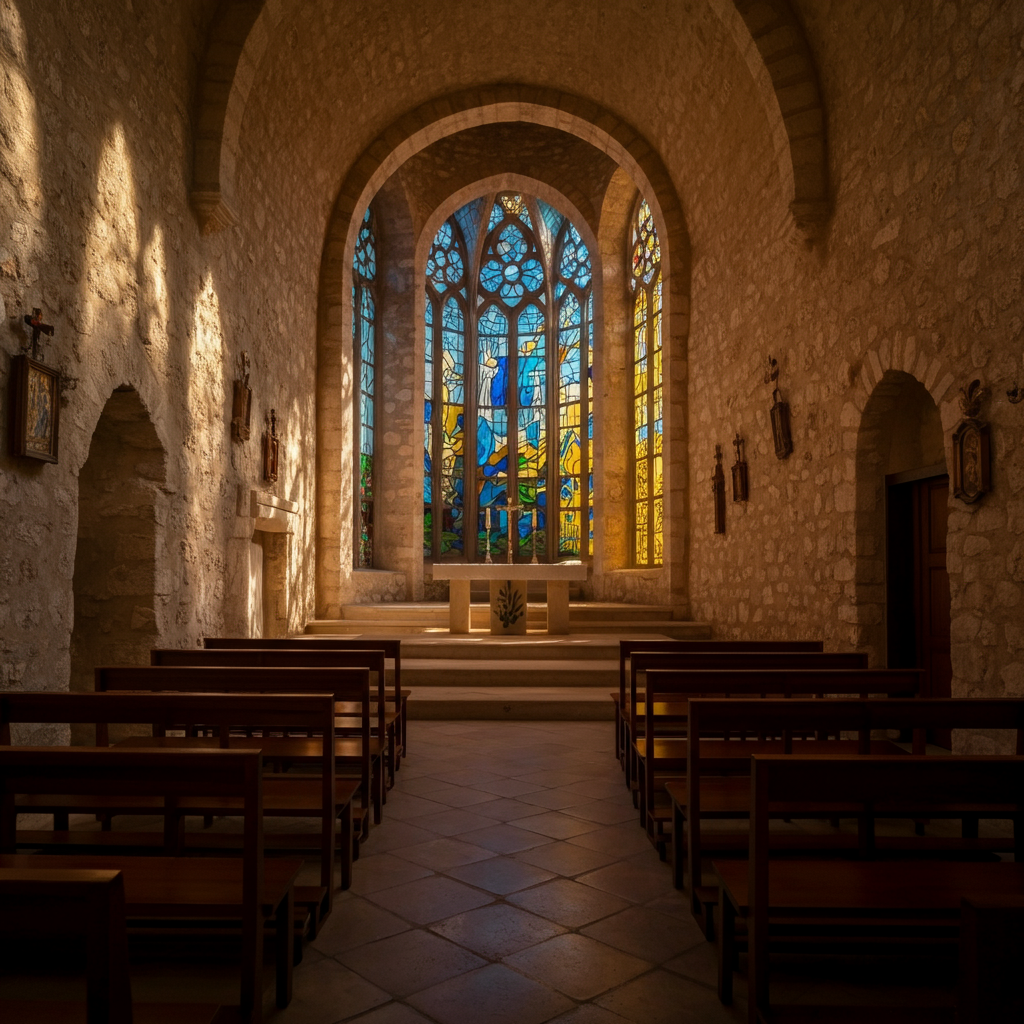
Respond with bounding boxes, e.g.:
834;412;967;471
951;379;990;504
263;409;279;483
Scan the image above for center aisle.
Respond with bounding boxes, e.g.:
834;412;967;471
277;721;735;1024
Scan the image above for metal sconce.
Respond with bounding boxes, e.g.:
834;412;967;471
764;355;793;459
731;433;749;502
712;445;726;534
263;409;279;483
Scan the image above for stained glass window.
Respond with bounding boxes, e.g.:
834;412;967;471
424;216;468;559
353;206;377;568
630;198;663;567
423;192;593;563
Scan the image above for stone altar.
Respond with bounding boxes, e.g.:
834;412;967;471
430;563;589;635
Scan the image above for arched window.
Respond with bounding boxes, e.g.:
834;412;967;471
423;192;593;563
629;198;663;567
353;206;377;568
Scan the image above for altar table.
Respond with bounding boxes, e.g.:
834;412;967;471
430;562;588;634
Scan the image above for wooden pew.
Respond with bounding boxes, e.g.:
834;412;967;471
203;637;407;764
151;647;397;791
636;667;921;848
0;691;354;918
0;866;222;1023
93;665;381;836
959;896;1024;1023
677;697;1024;932
614;639;824;762
622;650;868;795
715;755;1024;1023
0;746;296;1024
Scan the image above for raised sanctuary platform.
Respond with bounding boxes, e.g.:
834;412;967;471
304;602;712;719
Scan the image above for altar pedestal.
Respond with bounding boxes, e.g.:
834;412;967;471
430;563;589;634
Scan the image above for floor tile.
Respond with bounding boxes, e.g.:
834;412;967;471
359;820;437;855
471;777;546;797
545;1005;635;1024
459;821;554;854
366;874;494;925
517;786;595;810
514;841;623;877
346;853;434;896
566;822;653;856
581;904;705;963
430;768;507;788
381;794;453;820
429;902;566;959
504;933;651;1000
343;1003;437;1024
447;855;555;895
272;956;389;1023
390;836;496;871
663;941;720;988
310;895;410;956
514;810;604;840
563;798;639;826
595;967;741;1024
337;928;486;999
412;806;499;837
471;796;547;822
577;852;676;904
508;877;631;928
408;963;574;1024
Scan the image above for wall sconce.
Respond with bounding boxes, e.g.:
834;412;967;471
263;408;279;483
712;445;726;534
764;356;793;459
231;350;252;442
731;433;749;502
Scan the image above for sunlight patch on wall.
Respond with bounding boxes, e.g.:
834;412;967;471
140;222;170;355
83;124;140;343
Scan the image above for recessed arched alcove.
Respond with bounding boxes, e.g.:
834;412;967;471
70;385;167;742
854;371;948;685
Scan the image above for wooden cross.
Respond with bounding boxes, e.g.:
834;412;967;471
23;308;54;358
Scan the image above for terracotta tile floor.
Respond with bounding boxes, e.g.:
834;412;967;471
2;721;959;1022
276;721;741;1024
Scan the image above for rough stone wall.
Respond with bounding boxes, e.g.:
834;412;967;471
686;0;1024;717
0;0;318;727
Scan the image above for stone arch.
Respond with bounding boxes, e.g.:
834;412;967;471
852;370;949;667
70;386;168;739
190;1;828;242
707;0;830;241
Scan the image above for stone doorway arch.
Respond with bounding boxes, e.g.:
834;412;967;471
70;386;168;741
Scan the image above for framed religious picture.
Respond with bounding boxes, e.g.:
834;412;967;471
10;354;60;463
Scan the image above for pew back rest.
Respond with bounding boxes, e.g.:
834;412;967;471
150;649;386;735
627;652;870;729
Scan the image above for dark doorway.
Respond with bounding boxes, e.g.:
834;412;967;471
886;466;952;746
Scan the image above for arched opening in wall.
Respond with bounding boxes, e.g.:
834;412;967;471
855;371;950;739
70;386;167;743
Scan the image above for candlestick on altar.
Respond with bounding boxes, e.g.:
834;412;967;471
484;507;493;564
531;508;539;564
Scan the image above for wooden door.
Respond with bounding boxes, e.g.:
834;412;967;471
886;473;952;746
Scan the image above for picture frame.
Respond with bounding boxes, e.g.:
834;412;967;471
951;418;990;503
10;354;60;463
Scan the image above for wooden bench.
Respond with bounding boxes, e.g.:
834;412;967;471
0;746;296;1024
1;690;355;919
94;665;381;837
152;647;398;791
203;637;407;764
0;866;223;1023
623;650;868;795
959;895;1024;1023
615;639;824;763
636;667;921;848
715;754;1024;1023
676;696;1024;932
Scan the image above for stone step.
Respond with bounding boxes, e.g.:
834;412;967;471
398;635;630;661
305;617;711;639
407;686;615;721
402;658;619;688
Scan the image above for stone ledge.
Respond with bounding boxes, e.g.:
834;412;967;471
244;488;298;534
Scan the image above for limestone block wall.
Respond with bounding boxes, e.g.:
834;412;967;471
0;0;318;735
686;1;1024;716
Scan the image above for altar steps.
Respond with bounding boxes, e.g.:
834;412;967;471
306;602;704;637
297;621;713;720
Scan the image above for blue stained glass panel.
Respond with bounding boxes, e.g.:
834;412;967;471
454;198;485;258
538;199;565;240
496;223;527;263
